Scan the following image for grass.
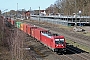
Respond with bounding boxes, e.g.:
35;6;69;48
58;25;73;30
66;39;90;53
83;32;90;36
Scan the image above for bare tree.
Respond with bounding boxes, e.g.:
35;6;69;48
48;0;90;16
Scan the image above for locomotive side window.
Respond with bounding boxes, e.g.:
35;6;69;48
55;39;64;44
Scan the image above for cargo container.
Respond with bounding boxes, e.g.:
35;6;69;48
30;26;37;37
20;23;24;31
27;24;34;35
32;28;48;41
27;25;31;35
16;22;22;28
23;23;28;33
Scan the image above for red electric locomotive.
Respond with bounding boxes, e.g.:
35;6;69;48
41;31;66;52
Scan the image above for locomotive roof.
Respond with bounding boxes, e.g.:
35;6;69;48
41;31;59;38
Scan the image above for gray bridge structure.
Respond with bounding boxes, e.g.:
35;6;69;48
30;15;90;26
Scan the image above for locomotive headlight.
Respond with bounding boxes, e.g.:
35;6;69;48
62;44;63;46
57;45;58;46
55;45;58;47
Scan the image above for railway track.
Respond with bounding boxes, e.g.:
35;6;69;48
66;45;90;60
24;36;40;60
22;29;76;60
80;53;90;59
4;17;90;60
20;20;90;60
23;20;90;49
50;27;90;46
47;24;90;46
24;33;75;60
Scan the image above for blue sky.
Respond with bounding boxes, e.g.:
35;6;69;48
0;0;56;12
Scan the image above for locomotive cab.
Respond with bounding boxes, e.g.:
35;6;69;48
41;31;66;53
54;38;66;52
53;35;66;52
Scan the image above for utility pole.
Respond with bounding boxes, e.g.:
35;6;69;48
75;0;77;26
30;7;31;20
58;0;59;13
17;3;18;18
39;6;40;22
30;7;31;12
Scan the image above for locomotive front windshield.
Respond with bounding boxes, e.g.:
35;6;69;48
55;39;64;44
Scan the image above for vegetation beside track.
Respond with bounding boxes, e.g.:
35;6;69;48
0;16;11;60
66;39;90;53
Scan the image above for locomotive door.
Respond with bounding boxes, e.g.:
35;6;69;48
50;39;53;48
